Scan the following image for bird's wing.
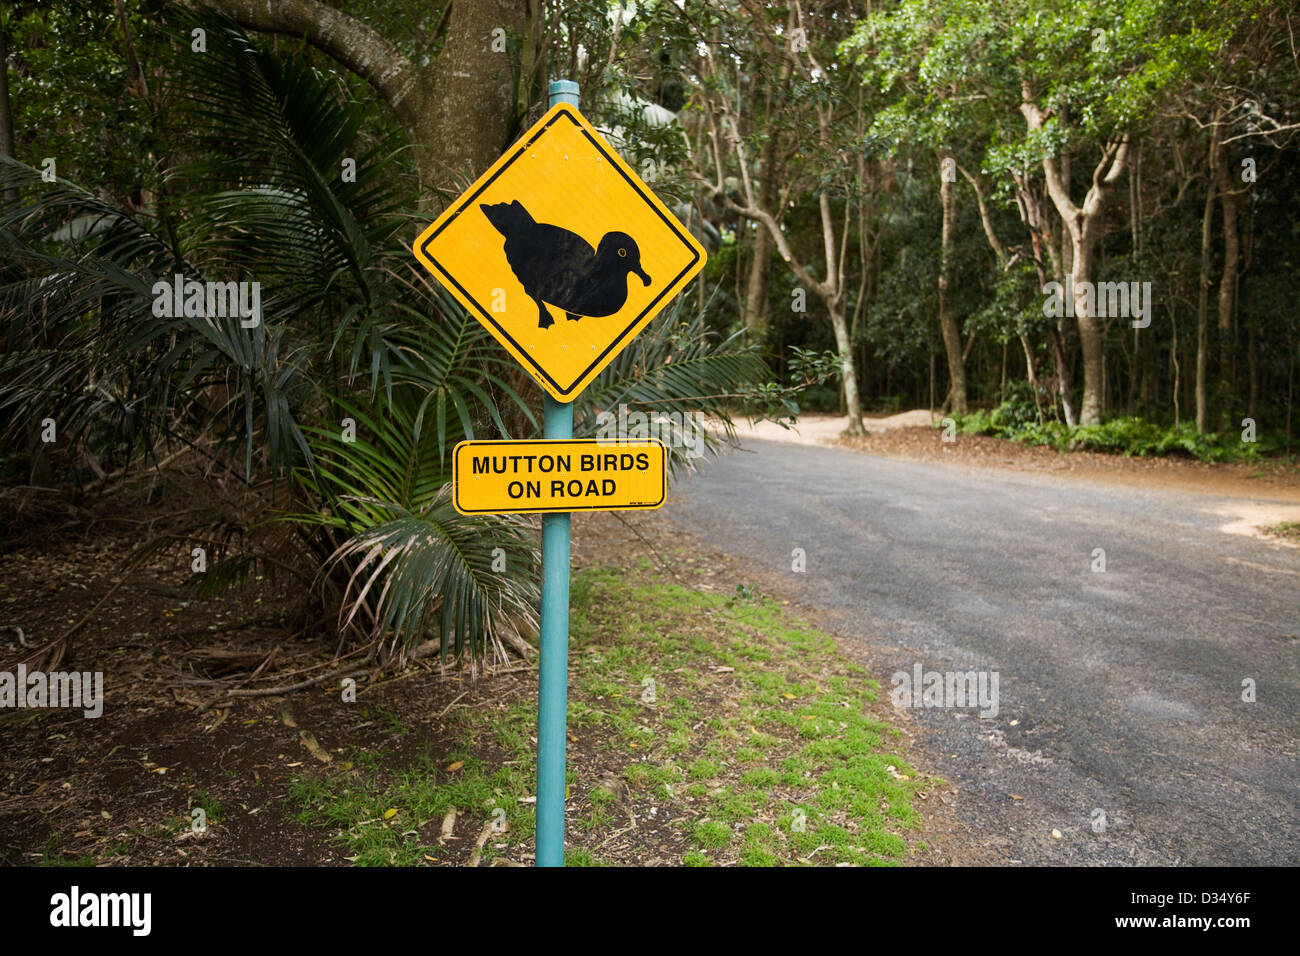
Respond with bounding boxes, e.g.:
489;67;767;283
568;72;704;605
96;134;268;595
514;225;598;301
530;223;595;259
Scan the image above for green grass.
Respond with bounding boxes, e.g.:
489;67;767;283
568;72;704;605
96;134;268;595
188;790;224;826
740;767;779;789
623;763;681;789
37;835;96;867
693;820;733;850
687;758;722;780
1266;520;1300;541
286;562;937;866
374;705;409;736
287;744;536;866
740;823;781;867
578;566;936;865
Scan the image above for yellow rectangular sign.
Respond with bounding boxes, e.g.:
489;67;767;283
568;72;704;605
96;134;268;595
453;439;666;515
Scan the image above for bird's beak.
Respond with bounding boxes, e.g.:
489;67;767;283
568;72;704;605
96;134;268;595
635;266;651;287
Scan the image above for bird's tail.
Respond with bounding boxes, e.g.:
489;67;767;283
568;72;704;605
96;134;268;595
479;199;534;238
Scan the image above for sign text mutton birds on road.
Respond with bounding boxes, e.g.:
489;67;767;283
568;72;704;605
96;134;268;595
453;439;666;514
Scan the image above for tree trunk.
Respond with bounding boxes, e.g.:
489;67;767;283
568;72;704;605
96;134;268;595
1170;301;1181;427
937;153;966;415
1069;237;1106;425
1287;342;1295;455
1047;321;1076;425
744;222;771;338
1021;94;1128;425
420;0;527;207
829;301;864;435
1127;325;1138;414
198;0;529;213
1196;178;1214;434
1028;222;1076;426
742;83;784;340
1214;142;1240;428
1010;168;1076;426
1140;331;1153;412
928;347;935;412
1020;333;1044;423
1247;314;1258;423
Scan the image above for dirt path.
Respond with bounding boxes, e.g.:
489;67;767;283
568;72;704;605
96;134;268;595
722;412;1300;541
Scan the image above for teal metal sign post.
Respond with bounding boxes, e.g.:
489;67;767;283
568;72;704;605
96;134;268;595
535;78;581;868
412;77;701;866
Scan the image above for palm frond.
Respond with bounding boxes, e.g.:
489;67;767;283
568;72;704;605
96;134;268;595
0;156;311;475
319;493;539;664
574;287;770;472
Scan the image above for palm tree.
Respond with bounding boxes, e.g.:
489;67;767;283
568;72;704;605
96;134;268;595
0;14;770;672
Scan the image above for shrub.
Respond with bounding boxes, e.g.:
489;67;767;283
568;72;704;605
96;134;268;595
951;387;1278;463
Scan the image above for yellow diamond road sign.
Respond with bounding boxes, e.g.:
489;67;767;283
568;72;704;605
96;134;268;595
412;103;707;402
453;439;666;515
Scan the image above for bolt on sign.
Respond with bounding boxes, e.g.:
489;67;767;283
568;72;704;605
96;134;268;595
453;439;666;515
412;103;707;402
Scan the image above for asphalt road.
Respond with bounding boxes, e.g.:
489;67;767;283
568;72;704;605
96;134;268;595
666;439;1300;865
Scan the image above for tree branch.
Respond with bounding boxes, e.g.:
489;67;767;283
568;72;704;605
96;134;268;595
710;187;824;296
193;0;423;127
1020;84;1080;231
958;164;1007;266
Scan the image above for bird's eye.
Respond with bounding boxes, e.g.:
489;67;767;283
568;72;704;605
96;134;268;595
618;248;627;257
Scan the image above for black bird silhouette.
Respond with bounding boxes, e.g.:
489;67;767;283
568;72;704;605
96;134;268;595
480;200;651;329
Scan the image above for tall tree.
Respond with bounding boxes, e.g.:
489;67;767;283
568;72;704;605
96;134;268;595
937;150;966;413
196;0;532;208
688;0;868;433
848;0;1078;420
851;0;1240;426
1021;95;1130;426
739;17;794;342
